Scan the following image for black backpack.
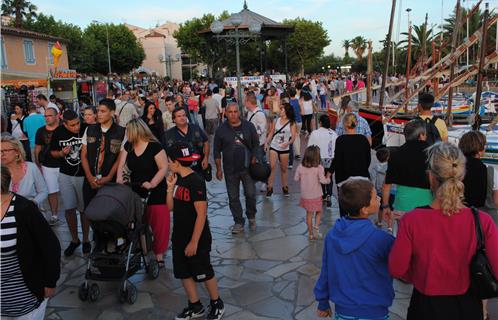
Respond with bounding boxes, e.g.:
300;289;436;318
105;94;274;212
416;116;441;146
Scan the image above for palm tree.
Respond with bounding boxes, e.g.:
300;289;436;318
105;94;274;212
1;0;37;28
342;39;351;57
350;36;367;59
400;23;435;60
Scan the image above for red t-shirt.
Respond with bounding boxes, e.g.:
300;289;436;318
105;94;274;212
389;207;498;295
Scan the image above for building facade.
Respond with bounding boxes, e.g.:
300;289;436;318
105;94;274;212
1;26;69;84
126;22;183;80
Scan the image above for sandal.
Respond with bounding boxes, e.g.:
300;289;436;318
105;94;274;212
157;260;165;268
309;234;315;241
313;227;323;240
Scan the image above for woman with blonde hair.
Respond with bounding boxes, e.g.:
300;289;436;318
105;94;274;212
389;142;498;320
332;113;371;217
116;118;169;266
0;134;48;207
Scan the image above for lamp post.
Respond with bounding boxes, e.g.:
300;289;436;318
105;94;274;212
92;20;112;78
211;14;261;112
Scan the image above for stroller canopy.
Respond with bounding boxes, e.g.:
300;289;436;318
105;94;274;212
85;183;144;226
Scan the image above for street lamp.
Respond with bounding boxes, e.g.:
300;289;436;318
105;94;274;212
211;14;261;112
92;20;112;78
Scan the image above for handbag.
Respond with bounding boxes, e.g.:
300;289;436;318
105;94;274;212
469;207;498;299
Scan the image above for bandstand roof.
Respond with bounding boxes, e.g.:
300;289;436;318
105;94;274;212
199;1;294;39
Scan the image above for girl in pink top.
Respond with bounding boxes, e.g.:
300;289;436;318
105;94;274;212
295;146;331;240
388;142;498;320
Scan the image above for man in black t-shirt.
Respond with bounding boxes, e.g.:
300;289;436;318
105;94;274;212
166;141;224;320
34;107;61;226
50;110;91;257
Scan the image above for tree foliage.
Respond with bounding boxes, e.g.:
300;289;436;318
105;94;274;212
284;18;330;75
1;0;37;27
83;23;145;74
350;36;367;60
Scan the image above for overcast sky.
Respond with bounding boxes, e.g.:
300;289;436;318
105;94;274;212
34;0;476;56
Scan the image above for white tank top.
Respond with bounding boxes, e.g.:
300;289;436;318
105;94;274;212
302;100;313;115
270;118;292;151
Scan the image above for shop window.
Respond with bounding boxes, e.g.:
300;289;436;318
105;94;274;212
23;39;35;64
1;38;7;69
48;42;54;64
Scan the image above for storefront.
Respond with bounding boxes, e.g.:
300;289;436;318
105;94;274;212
48;68;78;110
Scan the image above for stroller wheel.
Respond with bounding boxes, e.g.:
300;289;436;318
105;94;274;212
78;283;89;301
126;284;137;304
89;283;100;302
147;259;160;279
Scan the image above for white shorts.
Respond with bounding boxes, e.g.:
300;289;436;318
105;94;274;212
58;173;85;212
41;166;60;194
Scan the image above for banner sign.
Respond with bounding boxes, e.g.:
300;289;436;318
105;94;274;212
223;75;287;88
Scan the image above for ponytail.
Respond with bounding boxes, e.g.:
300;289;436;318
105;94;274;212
435;177;465;215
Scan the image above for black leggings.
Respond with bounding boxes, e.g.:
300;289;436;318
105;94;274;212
302;114;313;133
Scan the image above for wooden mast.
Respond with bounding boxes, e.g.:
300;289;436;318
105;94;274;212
379;0;397;110
405;20;412;102
367;40;373;106
474;2;489;130
432;40;438;96
446;0;462;127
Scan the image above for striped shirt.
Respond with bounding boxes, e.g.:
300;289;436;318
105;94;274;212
1;195;40;317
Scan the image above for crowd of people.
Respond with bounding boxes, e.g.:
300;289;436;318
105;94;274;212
0;74;497;320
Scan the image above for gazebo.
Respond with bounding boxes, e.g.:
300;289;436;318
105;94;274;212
199;1;294;73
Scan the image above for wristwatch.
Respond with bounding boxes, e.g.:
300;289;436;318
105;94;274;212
380;204;390;209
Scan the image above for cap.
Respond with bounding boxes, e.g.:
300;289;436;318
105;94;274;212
167;141;201;162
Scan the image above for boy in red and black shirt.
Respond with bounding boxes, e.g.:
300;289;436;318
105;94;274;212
166;141;224;320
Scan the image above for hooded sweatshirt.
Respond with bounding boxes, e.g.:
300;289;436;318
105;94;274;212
314;218;395;318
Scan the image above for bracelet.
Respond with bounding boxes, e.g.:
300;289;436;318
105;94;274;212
381;204;390;209
167;189;174;193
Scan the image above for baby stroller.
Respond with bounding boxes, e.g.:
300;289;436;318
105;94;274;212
78;183;159;304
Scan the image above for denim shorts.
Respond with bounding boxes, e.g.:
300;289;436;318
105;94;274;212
335;314;389;320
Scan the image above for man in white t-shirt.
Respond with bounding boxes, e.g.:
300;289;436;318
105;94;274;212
36;94;60;115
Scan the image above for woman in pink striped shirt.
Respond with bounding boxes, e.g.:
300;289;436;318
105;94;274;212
388;142;498;320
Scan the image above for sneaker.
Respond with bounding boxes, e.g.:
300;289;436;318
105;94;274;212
230;223;244;234
288;164;293;169
248;219;256;231
282;186;290;197
64;241;81;257
260;183;267;192
82;242;91;254
175;302;205;320
266;187;273;198
295;155;301;160
49;216;59;226
207;299;225;320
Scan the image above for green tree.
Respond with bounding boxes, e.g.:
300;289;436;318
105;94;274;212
173;11;230;76
350;36;367;59
1;0;37;27
21;13;89;71
342;39;351;57
83;23;145;74
400;23;434;61
283;18;330;75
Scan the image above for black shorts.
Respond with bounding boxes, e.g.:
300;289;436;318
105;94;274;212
269;148;290;155
172;247;214;282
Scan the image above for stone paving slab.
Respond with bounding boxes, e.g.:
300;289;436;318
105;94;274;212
45;143;498;319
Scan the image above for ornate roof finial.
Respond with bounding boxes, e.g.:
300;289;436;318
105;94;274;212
243;0;248;9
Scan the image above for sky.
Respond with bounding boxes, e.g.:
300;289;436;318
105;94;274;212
34;0;476;56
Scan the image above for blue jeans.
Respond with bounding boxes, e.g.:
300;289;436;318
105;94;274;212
225;169;256;225
320;94;327;110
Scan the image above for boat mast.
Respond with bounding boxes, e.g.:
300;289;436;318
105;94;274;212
405;8;412;103
366;40;373;106
379;0;397;110
474;2;489;130
446;0;462;127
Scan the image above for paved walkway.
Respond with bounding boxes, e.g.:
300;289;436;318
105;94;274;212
45;176;498;320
